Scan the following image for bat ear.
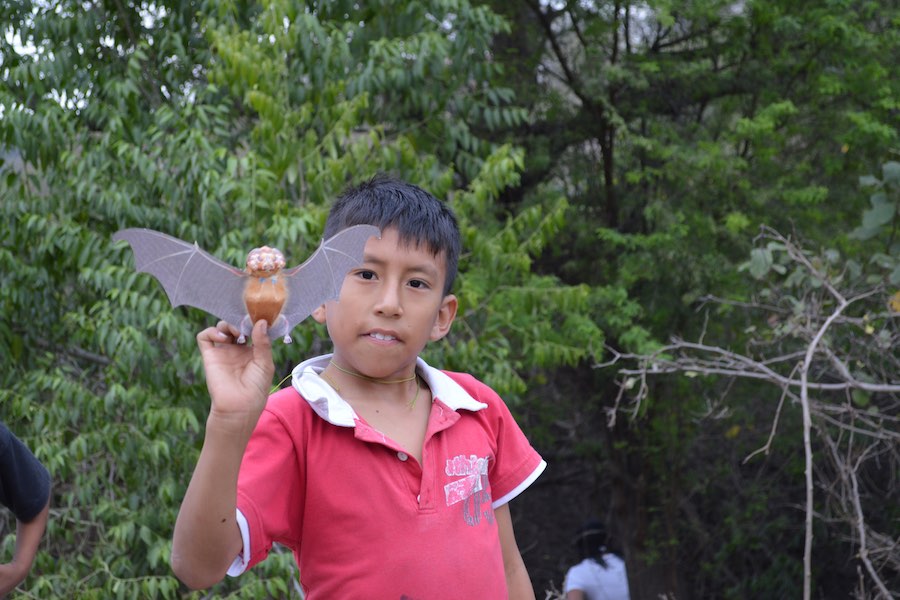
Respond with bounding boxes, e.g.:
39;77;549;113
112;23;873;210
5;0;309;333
429;294;458;342
312;304;327;324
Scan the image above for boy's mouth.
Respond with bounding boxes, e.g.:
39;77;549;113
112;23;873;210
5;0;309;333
369;332;397;341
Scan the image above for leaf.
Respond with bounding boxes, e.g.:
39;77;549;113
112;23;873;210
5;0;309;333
882;161;900;184
749;247;773;279
861;194;896;229
849;224;879;241
851;390;870;408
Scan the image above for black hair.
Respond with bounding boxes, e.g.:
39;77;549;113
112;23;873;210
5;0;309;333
575;519;610;567
324;175;461;295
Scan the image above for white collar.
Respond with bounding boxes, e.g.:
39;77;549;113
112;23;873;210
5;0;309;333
291;354;487;427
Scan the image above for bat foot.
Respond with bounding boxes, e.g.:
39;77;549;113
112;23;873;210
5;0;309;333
237;334;248;344
266;316;293;344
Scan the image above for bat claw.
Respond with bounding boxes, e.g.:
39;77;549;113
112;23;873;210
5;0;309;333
237;334;247;345
282;335;293;344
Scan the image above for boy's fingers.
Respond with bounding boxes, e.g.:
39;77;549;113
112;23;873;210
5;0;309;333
216;320;241;338
196;325;230;350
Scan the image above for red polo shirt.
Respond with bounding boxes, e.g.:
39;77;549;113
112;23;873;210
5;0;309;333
228;355;546;599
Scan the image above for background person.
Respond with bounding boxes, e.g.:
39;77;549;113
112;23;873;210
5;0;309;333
564;519;630;600
0;422;51;598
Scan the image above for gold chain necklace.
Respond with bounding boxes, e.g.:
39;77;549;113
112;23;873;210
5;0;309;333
320;361;422;410
408;376;421;409
329;360;417;384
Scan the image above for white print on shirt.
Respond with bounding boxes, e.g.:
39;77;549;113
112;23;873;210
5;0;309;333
444;454;494;527
444;454;489;506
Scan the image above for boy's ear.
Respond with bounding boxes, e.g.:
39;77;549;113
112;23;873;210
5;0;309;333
430;294;458;342
312;304;327;324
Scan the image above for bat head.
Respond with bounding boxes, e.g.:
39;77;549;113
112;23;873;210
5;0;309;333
246;246;286;276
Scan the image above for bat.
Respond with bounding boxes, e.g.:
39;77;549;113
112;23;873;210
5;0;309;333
113;225;380;343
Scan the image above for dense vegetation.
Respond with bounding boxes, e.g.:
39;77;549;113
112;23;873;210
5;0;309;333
1;0;897;598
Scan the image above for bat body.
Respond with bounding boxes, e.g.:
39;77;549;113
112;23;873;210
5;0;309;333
113;225;380;343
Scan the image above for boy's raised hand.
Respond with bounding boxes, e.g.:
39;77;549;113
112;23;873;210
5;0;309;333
196;319;275;432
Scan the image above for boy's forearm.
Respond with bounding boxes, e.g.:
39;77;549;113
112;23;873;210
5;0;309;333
505;557;536;600
495;504;536;600
171;416;254;589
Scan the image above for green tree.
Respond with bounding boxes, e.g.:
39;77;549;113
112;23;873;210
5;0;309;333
1;0;598;597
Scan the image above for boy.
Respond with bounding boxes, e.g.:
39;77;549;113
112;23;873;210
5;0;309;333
1;421;51;597
171;177;546;598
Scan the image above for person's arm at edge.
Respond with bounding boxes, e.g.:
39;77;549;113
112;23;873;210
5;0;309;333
170;320;273;589
566;590;586;600
0;499;50;596
496;503;535;600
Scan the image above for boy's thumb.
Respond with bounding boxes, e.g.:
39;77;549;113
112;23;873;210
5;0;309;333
250;319;273;354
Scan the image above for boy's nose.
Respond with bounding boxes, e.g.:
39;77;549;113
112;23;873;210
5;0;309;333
374;284;403;317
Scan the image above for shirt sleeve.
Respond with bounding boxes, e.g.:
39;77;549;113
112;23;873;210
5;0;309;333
445;373;546;508
487;395;546;507
234;393;306;571
226;509;252;576
0;422;51;522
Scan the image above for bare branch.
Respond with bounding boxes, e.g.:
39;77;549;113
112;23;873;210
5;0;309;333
799;280;852;600
743;366;797;464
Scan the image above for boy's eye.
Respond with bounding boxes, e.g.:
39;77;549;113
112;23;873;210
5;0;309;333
409;279;428;289
358;270;376;280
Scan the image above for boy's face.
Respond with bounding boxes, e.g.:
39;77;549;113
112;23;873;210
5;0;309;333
312;227;457;380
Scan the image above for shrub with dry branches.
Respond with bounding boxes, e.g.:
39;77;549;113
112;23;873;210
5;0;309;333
603;216;900;600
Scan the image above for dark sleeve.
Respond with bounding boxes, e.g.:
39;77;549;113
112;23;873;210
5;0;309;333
0;422;51;522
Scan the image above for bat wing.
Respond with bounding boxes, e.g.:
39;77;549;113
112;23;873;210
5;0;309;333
281;224;381;328
113;228;249;327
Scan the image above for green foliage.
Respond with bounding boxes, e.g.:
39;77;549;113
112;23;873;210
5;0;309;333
851;161;900;259
433;153;605;397
480;0;900;597
744;161;900;288
1;0;595;597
